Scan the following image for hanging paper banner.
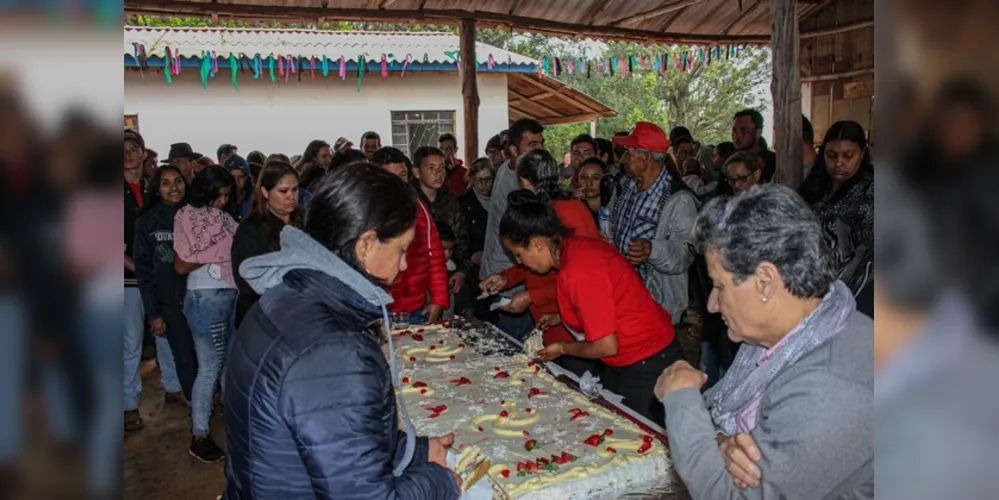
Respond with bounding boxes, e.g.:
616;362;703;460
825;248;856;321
310;57;316;80
277;56;284;78
566;57;574;74
210;51;218;77
199;51;211;88
163;47;172;84
401;53;413;77
253;55;261;79
541;57;550;75
229;54;239;90
268;56;276;83
356;56;365;92
487;54;495;70
380;54;388;80
619;57;627;78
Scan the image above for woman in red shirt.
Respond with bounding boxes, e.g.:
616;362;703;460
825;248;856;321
498;190;685;422
480;150;600;376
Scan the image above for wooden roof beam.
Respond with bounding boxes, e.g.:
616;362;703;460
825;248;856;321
721;0;764;35
122;1;772;45
800;19;873;39
609;0;707;27
799;0;837;22
515;74;603;113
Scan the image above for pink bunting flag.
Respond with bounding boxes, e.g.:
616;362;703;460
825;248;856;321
380;54;388;80
401;54;412;77
487;54;495;70
310;57;316;80
638;56;647;71
339;56;347;80
566;57;574;74
618;57;627;77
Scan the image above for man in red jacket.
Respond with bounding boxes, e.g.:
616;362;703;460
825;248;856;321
438;133;469;197
372;149;450;323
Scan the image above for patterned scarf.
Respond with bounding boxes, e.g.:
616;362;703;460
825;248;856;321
704;281;856;435
612;168;671;281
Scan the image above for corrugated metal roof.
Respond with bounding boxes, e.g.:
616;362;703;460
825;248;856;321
124;27;538;67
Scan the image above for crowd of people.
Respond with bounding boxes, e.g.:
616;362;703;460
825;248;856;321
123;108;875;498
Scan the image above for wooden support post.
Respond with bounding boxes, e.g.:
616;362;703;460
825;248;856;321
770;0;802;189
460;18;479;167
589;120;597;136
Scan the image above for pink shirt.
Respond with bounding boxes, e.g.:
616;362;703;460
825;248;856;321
735;331;796;433
173;205;237;287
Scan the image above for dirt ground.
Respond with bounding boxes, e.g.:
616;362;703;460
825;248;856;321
119;319;701;500
123;360;227;500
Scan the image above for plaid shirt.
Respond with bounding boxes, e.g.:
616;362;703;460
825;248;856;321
612;168;671;280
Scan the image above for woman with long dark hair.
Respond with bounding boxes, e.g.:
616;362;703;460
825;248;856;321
173;165;238;463
293;139;333;172
799;121;874;297
225;164;460;498
133;166;198;409
231;162;304;325
498;190;684;421
459;158;494;318
481;149;600;376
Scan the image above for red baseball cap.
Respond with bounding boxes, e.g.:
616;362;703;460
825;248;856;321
613;122;671;153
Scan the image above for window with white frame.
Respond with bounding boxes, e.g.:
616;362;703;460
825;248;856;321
391;110;456;157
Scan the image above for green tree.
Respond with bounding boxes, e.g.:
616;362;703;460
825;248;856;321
547;42;771;154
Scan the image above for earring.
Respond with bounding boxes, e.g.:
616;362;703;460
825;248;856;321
761;296;768;303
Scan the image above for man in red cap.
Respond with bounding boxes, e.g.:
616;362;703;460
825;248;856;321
610;122;699;325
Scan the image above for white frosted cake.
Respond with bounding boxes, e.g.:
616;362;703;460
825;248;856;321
389;325;671;499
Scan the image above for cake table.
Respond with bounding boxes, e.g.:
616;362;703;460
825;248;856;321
387;317;692;500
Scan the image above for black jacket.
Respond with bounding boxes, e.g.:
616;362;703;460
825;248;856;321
124;177;148;286
133;202;186;319
231;213;282;325
459;191;489;257
421;187;470;274
224;227;459;499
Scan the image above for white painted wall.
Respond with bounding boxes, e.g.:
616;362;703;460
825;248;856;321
125;70;509;161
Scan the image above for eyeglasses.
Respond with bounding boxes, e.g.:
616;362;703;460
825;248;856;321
726;172;755;185
474;176;494;185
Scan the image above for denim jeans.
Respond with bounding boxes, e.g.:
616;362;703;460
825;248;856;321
161;303;198;401
0;295;25;464
123;288;145;411
495;311;534;342
83;290;125;497
185;288;237;437
124;288;181;410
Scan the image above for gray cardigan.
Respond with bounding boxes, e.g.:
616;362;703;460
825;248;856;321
609;178;699;324
663;311;874;500
479;160;518;281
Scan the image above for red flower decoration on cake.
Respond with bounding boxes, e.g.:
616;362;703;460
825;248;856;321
527;388;548;399
524;439;539;451
412;381;428;388
494;371;510;379
411;334;424;342
424;405;447;418
569;408;590;421
583;434;605;447
500;469;510;478
499;410;509;418
603;429;613;436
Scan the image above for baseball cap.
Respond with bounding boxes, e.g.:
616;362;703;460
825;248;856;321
668;126;694;145
612;122;671;154
334;137;353;152
124;129;146;151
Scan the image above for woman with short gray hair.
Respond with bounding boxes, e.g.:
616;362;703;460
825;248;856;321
654;183;873;500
